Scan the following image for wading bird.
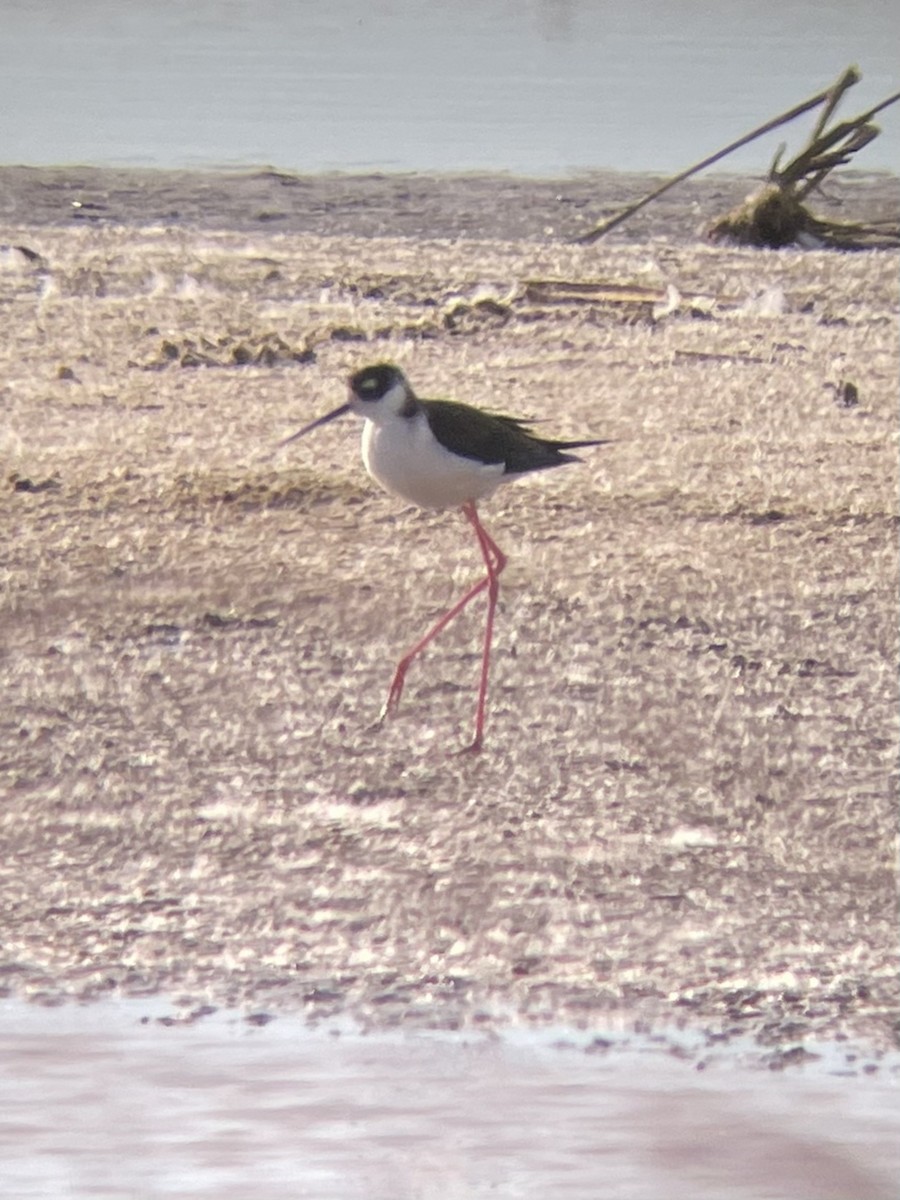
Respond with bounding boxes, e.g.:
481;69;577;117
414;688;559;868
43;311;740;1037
278;363;606;751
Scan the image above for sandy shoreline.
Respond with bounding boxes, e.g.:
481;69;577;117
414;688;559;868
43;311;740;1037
0;166;897;1053
2;163;899;243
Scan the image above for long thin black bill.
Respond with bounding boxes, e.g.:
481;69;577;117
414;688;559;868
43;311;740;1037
274;402;352;449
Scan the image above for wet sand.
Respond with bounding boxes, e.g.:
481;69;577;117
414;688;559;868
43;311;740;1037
0;167;898;1059
2;163;899;243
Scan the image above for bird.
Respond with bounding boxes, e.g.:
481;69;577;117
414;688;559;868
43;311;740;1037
277;363;607;751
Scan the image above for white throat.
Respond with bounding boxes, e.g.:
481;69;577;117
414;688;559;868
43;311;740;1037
350;378;413;425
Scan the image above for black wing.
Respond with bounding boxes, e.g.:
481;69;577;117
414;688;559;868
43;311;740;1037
423;399;607;475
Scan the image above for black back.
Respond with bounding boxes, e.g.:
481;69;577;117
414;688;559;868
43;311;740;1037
422;399;607;475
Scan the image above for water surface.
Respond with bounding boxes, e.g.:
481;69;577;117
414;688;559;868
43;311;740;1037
2;0;897;174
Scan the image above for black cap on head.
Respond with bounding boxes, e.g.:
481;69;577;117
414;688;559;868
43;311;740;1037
348;363;404;402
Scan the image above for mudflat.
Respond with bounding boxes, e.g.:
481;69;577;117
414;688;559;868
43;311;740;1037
1;166;897;1053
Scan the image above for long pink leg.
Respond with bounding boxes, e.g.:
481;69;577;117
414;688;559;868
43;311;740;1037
380;500;506;750
464;502;507;751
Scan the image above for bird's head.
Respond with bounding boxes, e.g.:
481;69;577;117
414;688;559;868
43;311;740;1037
275;363;414;449
348;364;416;422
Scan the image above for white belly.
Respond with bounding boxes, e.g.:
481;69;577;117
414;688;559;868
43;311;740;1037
361;412;506;510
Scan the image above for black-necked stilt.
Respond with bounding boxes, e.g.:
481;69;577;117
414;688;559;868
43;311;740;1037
278;363;607;751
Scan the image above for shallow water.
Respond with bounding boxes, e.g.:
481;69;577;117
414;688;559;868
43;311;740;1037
1;0;898;174
2;998;897;1200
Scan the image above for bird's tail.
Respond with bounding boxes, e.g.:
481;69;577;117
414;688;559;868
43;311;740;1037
554;437;613;463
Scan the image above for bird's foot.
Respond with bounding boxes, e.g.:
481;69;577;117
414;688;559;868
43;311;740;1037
373;695;401;730
458;734;485;755
379;673;406;723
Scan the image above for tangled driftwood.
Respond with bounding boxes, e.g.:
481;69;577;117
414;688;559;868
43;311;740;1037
709;69;899;248
576;67;899;250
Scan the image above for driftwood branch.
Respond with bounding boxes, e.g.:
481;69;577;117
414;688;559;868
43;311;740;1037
708;73;900;249
573;68;861;245
574;66;899;250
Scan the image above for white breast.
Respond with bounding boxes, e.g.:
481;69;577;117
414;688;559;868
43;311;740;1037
361;411;506;510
